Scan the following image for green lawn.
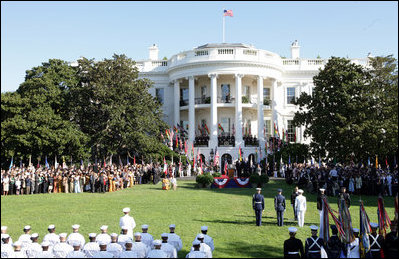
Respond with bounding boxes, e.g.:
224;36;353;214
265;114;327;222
1;179;396;258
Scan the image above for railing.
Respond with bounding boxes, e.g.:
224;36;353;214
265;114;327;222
218;49;234;55
244;136;259;147
217;96;235;104
307;59;324;66
194;136;209;147
218;136;235;147
282;59;300;65
151;61;168;67
195;50;209;56
180;100;189;106
243;49;257;56
195;97;211;104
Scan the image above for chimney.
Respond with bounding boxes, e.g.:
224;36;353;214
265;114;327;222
291;40;300;59
149;44;159;60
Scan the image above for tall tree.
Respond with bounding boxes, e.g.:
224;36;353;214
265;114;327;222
293;56;398;162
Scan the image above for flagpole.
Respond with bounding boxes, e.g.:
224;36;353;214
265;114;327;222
222;8;225;43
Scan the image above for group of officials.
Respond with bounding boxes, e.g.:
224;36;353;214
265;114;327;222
1;207;215;258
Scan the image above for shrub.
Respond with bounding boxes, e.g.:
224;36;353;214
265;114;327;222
213;172;221;178
242;96;249;103
196;173;214;187
260;174;269;185
249;174;260;185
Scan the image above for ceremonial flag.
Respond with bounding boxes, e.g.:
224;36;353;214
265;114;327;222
339;197;355;244
134;156;136;165
320;198;330;242
204;124;210;135
127;154;130;165
282;129;285;143
55;155;59;169
184;140;188;155
288;155;291;165
179;156;182;175
224;160;228;175
249;125;251;136
161;133;164;141
9;157;13;170
294;131;297;142
375;155;378;169
385;157;388;168
45;156;49;169
368;157;371;166
109;154;112;166
163;157;167;175
175;135;178;148
257;147;261;164
359;200;371;256
218;123;224;133
214;147;219;167
173;125;178;134
377;196;391;236
274;122;278;138
239;146;242;161
199;154;203;173
223;9;233;17
80;159;84;170
179;139;183;151
37;159;40;169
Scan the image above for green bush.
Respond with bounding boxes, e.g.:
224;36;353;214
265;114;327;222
260;174;269;185
196;173;214;187
213;172;221;178
196;174;205;185
263;99;270;105
249;174;260;185
242;96;249;103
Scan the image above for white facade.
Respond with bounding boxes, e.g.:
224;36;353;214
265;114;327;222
136;42;370;162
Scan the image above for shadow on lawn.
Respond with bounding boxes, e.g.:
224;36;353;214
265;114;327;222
217;241;283;258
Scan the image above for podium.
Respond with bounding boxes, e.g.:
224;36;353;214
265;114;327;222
228;168;235;178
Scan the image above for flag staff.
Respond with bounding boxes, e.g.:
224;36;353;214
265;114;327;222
222;8;225;43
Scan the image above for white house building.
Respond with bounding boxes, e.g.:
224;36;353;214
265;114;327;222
135;41;371;163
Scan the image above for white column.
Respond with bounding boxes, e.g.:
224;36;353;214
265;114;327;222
209;73;218;149
257;76;265;149
173;80;180;127
235;74;244;148
188;76;195;147
271;79;278;130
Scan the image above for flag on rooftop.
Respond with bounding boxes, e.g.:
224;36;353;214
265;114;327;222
223;9;233;17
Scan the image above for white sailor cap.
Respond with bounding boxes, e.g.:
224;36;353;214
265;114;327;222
121;226;128;230
256;188;262;191
100;225;108;230
13;241;22;247
1;234;10;239
125;239;133;244
89;233;97;238
319;188;325;192
153;239;162;246
370;222;379;228
1;226;7;231
122;207;130;213
353;228;359;233
310;225;319;231
98;240;108;246
298;189;304;194
72;241;81;247
169;224;176;228
161;233;169;238
192;240;201;246
134;232;141;237
72;224;80;229
48;225;55;229
141;224;149;229
59;233;68;238
110;233;118;237
197;233;205;239
288;227;298;233
24;225;31;230
201;226;208;231
41;241;50;247
31;233;39;238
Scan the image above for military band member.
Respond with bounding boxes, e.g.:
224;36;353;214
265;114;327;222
252;188;265;226
274;188;286;226
305;225;324;258
283;227;304;258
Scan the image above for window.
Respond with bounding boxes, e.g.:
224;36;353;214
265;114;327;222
180;88;189;106
221;84;230;103
264;120;271;140
287;120;296;142
243;85;250;98
287;87;296;104
201;86;207;98
263;88;270;99
220;117;230;135
156;88;164;104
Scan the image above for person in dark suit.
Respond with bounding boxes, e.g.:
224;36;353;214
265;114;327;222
274;188;286;226
326;225;343;258
284;227;304;258
291;186;299;221
337;186;351;208
252;188;265;226
90;172;96;193
98;172;106;193
384;220;398;258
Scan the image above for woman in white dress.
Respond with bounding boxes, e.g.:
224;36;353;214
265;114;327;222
3;174;10;195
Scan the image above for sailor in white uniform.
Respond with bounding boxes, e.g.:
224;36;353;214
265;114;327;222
186;240;206;258
131;232;150;258
107;233;123;258
53;233;73;258
92;241;114;258
140;225;154;248
67;225;85;248
25;233;43;258
160;233;177;258
43;225;60;249
167;224;182;251
191;234;212;258
147;240;168;258
119;207;136;239
66;241;86;258
119;240;138;258
295;189;307;227
18;225;32;249
82;233;100;258
1;226;13;245
96;225;111;245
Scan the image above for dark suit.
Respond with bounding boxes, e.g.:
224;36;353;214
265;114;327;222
274;194;286;226
252;193;265;226
284;237;304;258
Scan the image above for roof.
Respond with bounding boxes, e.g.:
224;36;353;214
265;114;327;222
196;43;253;49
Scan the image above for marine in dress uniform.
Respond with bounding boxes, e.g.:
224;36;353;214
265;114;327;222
304;225;324;259
53;233;73;258
369;222;385;259
326;225;343;258
82;233;100;258
252;188;265;226
275;188;286;226
131;232;150;258
119;207;136;239
283;227;304;258
186;240;206;258
384;221;398;258
147;240;168;258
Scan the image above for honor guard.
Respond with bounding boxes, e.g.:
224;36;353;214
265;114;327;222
369;222;385;259
384;221;398;258
305;225;324;258
274;188;286;226
283;227;304;258
326;225;343;258
252;188;265;226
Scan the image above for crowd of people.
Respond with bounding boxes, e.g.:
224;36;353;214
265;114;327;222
1;207;215;258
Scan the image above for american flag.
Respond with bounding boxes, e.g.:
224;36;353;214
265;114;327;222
224;9;233;17
214;147;219;167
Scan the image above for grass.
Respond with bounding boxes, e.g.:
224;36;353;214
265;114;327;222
1;179;396;258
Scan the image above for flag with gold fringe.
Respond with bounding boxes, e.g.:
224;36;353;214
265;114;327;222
339;197;355;244
359;200;371;257
377;195;391;237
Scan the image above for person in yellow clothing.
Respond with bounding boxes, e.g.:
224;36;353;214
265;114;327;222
108;174;113;192
162;178;170;190
129;170;134;188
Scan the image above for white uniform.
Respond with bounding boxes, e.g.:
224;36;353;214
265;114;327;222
18;234;32;248
160;242;177;258
107;242;123;258
9;250;27;258
131;241;150;258
1;243;14;258
295;195;307;227
141;233;154;248
119;250;138;258
192;235;214;251
82;242;100;258
119;215;136;239
66;250;86;258
117;234;132;249
168;233;182;251
67;233;85;248
190;243;212;258
1;235;13;245
25;242;43;258
347;238;360;258
96;234;111;246
186;250;207;258
53;242;73;258
147;249;168;258
43;233;60;247
36;250;55;258
91;250;114;258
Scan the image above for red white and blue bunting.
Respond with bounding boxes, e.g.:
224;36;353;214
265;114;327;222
233;177;250;187
212;177;251;189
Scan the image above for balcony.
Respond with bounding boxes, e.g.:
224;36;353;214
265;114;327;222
180;100;189;106
194;136;209;147
218;135;235;147
195;97;211;105
217;96;235;104
244;136;259;147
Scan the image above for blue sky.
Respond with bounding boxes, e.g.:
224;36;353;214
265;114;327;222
1;1;398;93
